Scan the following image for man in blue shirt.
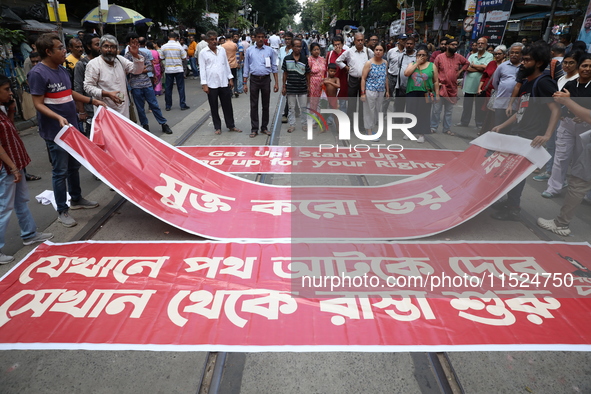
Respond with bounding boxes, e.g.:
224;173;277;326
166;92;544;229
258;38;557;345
243;28;279;138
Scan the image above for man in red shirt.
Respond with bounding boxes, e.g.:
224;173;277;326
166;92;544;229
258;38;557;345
431;38;469;135
0;75;53;264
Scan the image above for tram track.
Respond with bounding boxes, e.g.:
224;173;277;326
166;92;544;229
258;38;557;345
68;96;556;393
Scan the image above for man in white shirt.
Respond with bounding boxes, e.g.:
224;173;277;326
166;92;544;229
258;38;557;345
161;31;190;111
269;31;281;57
384;34;407;112
336;32;373;119
199;31;241;135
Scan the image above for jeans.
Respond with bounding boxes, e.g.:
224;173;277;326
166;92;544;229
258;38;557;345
507;179;526;208
0;168;37;250
165;72;187;109
131;87;167;127
45;139;82;213
431;99;454;132
236;67;243;93
544;125;557;174
288;94;308;126
189;56;199;77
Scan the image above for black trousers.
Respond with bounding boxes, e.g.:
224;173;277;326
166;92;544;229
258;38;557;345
207;86;235;130
460;92;486;126
249;75;271;132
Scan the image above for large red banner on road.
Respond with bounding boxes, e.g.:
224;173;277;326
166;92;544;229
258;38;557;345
55;108;549;240
178;145;461;175
1;241;590;351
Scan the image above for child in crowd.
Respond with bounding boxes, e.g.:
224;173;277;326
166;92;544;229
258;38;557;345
323;63;340;132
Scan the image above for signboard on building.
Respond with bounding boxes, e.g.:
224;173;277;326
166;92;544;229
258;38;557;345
472;0;515;46
577;1;591;52
405;7;415;35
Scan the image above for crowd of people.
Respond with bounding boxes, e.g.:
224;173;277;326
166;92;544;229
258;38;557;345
1;27;591;264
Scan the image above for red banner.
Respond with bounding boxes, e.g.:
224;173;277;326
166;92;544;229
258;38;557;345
1;241;590;351
55;108;549;241
178;146;461;175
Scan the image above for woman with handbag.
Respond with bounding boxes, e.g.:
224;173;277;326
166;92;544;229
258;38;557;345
404;45;439;143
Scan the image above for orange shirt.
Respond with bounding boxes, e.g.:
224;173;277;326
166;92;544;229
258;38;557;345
221;41;238;69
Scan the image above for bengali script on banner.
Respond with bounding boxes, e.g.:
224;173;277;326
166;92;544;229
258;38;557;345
54;108;549;241
0;241;590;351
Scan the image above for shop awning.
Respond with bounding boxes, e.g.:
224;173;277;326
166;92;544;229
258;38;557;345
520;9;582;20
507;12;540;22
22;19;58;32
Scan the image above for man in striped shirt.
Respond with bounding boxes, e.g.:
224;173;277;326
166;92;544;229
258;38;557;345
161;32;190;111
28;33;105;228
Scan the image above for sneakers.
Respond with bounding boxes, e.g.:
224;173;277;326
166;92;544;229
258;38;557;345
70;198;99;210
533;172;550;181
541;191;555;199
537;217;571;236
417;135;425;143
58;211;77;227
180;106;190;111
162;124;173;134
491;207;520;221
0;253;14;265
23;232;54;246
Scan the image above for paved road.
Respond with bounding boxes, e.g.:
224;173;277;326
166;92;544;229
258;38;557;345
1;79;590;393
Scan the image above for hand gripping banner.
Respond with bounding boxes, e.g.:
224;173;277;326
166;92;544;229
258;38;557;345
55;107;550;241
1;241;590;351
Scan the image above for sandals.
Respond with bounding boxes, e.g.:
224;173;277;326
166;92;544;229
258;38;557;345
25;173;41;181
214;129;222;135
260;129;271;135
444;130;455;136
287;127;295;133
249;132;258;138
228;127;242;133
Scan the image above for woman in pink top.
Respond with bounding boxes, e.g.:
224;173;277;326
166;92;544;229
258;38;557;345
308;43;326;113
147;41;163;96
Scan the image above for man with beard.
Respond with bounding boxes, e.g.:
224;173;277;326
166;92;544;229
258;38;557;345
28;33;106;228
429;38;447;63
490;43;561;221
84;34;145;119
431;38;469;135
73;34;100;136
457;37;493;128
